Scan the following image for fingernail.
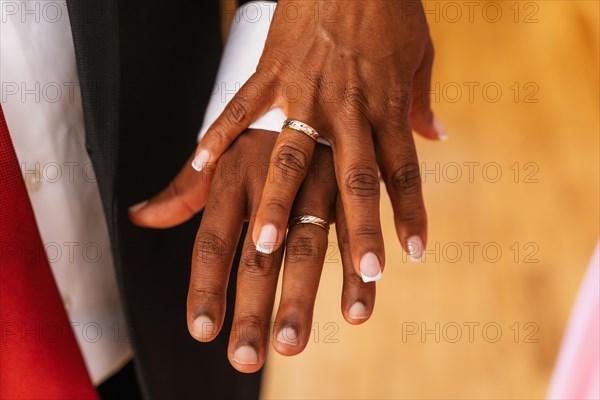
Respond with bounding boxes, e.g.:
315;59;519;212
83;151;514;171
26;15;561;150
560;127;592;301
276;326;299;346
255;224;277;254
348;302;369;320
407;235;424;261
192;315;215;340
191;149;210;172
359;252;382;283
129;200;148;212
233;345;258;365
433;117;448;141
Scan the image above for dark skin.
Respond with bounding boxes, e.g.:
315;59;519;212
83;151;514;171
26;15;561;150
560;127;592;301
129;0;442;372
130;130;375;373
191;0;442;280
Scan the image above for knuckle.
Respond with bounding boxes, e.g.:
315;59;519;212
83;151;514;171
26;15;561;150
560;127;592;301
396;208;426;226
342;83;368;113
235;313;268;328
274;143;309;181
305;72;324;92
191;284;223;303
389;162;422;195
344;164;380;198
195;231;233;264
353;224;381;239
232;314;268;343
300;70;329;104
386;94;411;130
266;195;289;216
225;97;249;128
286;235;321;264
240;246;279;279
280;296;311;319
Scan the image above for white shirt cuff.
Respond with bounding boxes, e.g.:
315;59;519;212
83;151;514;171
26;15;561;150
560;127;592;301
198;1;285;139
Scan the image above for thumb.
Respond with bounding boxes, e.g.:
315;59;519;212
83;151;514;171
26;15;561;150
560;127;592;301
128;154;215;229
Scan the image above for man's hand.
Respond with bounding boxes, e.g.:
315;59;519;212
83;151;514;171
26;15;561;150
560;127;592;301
192;0;442;282
130;130;376;373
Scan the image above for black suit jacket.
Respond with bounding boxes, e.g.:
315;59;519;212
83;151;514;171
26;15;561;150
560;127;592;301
65;1;261;398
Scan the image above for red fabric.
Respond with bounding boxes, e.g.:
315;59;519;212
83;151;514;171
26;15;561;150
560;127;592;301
0;105;97;399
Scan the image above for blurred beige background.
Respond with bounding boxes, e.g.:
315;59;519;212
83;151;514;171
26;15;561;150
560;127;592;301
238;1;600;399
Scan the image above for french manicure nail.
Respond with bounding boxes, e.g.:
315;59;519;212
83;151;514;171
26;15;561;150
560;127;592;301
407;235;424;261
233;345;258;365
433;117;448;141
359;252;382;283
192;315;215;340
276;326;299;346
255;224;277;254
348;302;369;320
128;200;148;212
191;149;210;172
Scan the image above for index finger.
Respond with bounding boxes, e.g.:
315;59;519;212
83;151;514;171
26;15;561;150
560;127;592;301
192;73;274;172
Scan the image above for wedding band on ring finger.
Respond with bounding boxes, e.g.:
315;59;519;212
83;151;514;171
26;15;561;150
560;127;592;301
282;119;320;142
289;215;330;234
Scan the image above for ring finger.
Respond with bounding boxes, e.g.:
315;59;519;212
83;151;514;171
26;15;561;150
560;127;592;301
272;144;336;356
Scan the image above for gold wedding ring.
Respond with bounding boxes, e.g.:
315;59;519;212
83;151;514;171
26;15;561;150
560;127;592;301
282;119;319;142
290;215;330;233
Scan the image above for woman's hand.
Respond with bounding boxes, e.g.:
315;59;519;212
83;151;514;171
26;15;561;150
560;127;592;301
193;0;442;282
129;129;376;373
